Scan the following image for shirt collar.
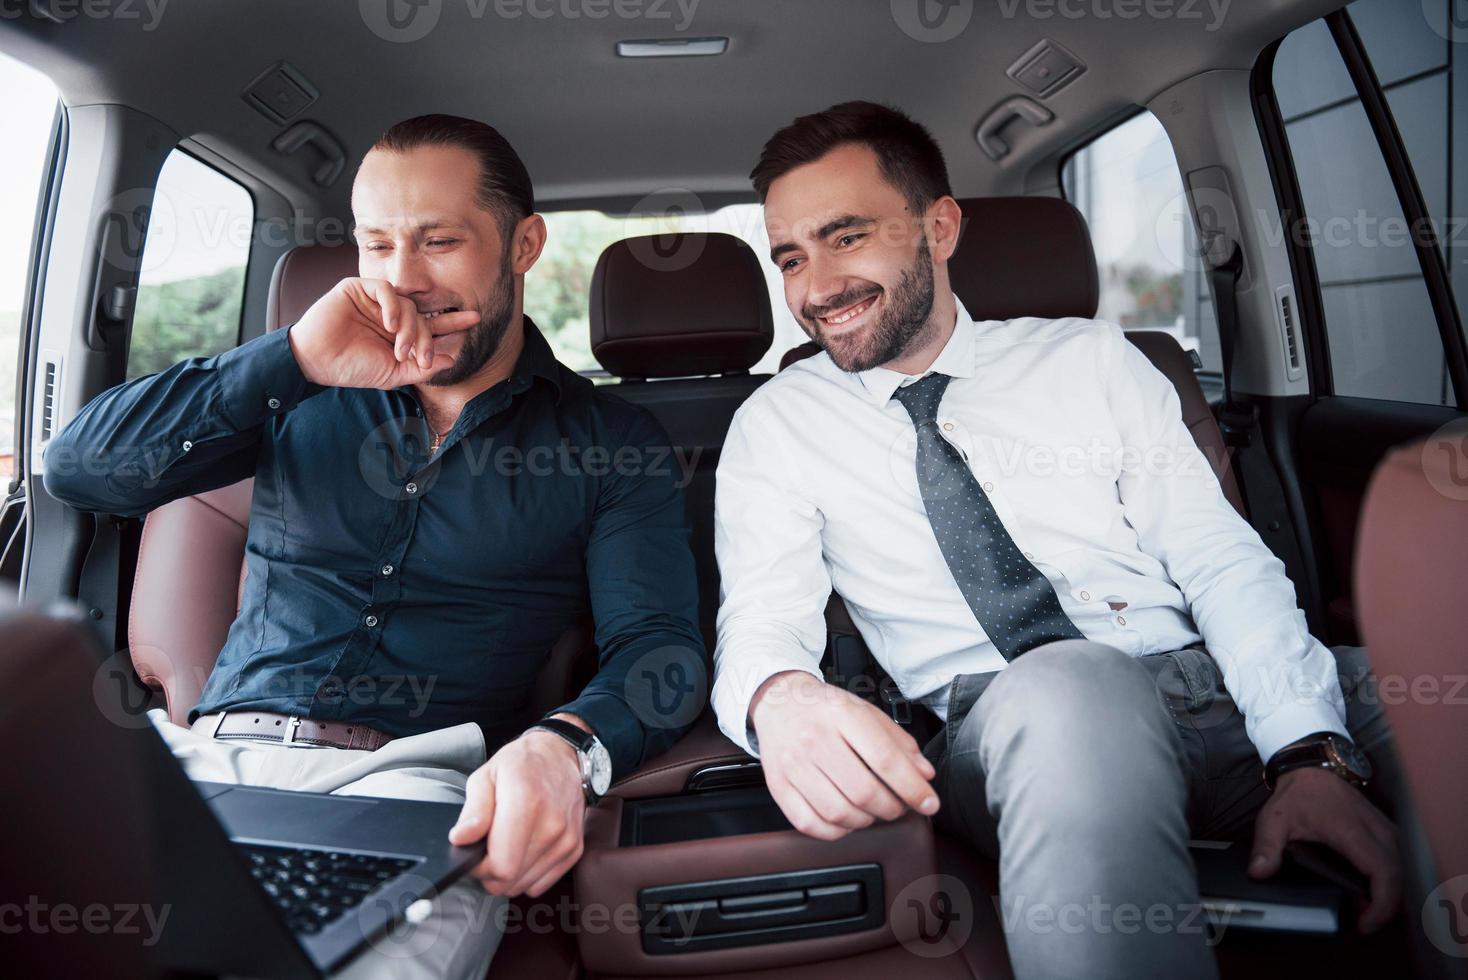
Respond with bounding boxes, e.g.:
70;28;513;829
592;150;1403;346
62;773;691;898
518;315;565;403
856;295;978;406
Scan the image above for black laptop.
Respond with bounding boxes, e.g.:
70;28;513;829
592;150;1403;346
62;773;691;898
10;609;484;979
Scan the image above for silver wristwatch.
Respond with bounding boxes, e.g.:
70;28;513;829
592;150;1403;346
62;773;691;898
526;718;613;804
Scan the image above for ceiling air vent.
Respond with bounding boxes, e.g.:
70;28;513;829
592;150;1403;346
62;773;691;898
617;37;728;58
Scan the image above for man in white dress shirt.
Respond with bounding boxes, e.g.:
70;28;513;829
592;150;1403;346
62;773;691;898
710;101;1403;978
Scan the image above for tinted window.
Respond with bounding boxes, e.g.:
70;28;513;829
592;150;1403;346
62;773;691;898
1061;111;1221;373
128;151;254;380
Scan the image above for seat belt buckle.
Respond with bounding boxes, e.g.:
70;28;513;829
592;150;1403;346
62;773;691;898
879;680;911;725
1216;402;1258;449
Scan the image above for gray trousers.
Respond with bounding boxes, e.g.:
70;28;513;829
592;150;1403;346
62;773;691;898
923;640;1398;980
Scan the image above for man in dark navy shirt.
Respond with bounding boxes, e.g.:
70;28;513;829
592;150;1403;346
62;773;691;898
47;114;705;973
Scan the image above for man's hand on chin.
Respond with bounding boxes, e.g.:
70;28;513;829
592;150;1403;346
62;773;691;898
1248;767;1402;932
449;721;587;898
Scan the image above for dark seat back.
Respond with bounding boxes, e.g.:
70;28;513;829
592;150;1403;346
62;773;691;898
590;232;775;649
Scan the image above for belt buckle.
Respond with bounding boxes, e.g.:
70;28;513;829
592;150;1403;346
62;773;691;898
281;715;304;747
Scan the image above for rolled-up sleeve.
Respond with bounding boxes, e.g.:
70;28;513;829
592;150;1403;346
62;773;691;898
709;400;829;756
44;327;318;517
555;404;707;780
1103;325;1347;761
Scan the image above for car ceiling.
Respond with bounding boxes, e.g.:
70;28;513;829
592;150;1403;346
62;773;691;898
2;0;1345;217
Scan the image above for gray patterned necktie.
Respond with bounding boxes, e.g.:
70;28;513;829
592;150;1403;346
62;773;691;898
892;372;1084;660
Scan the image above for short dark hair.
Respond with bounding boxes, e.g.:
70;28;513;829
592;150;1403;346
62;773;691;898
750;101;952;213
371;113;535;239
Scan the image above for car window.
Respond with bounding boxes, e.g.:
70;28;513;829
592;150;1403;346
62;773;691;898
0;53;58;482
526;203;806;376
1060;111;1221;374
1270;2;1457;405
127;151;254;381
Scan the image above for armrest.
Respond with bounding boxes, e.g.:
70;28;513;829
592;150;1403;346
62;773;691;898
609;709;757;800
574;793;939;976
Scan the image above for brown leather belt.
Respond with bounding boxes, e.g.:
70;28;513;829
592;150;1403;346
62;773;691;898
192;711;396;751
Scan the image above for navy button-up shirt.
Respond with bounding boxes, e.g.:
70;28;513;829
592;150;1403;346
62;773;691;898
46;319;707;778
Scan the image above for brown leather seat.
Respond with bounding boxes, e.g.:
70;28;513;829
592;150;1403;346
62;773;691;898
590;232;775;650
1354;436;1468;935
779;196;1245;517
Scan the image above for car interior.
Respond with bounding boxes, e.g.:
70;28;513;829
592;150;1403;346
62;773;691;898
1;0;1465;977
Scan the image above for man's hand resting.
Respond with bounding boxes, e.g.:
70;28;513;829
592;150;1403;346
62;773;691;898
288;277;482;390
449;727;587;898
750;670;940;841
1249;767;1401;932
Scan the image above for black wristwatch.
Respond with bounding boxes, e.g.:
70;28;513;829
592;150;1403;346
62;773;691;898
525;718;613;805
1264;732;1371;791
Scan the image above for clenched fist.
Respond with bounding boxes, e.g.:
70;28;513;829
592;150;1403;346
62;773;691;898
287;277;482;389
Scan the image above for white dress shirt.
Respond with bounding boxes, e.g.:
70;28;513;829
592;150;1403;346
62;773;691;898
711;296;1348;763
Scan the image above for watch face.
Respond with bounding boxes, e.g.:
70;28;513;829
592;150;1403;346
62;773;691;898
1327;735;1372;780
587;738;613;796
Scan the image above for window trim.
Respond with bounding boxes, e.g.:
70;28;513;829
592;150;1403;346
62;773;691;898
1327;8;1466;409
1251;38;1332;400
9;101;67;494
127;146;257;379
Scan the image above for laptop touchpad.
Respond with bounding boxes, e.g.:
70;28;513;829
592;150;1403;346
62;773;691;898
207;787;381;844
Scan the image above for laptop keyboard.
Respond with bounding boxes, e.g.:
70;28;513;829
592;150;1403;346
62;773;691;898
239;842;419;935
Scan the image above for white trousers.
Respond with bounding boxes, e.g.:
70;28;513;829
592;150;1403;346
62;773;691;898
151;710;506;979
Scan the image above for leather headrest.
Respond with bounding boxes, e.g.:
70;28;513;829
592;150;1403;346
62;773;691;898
590;232;773;379
949;197;1098;320
266;242;360;331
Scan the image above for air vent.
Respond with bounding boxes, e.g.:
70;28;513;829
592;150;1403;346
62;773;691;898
616;37;728;58
1275;285;1303;381
41;360;57;441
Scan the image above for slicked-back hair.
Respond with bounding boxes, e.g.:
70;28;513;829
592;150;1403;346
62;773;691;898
371;113;534;240
750;101;952;214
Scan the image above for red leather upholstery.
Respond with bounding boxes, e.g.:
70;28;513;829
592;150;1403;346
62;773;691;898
1355;437;1468;886
264;240;359;331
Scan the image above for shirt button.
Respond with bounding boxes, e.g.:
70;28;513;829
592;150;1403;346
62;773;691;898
1080;590;1091;601
181;440;193;452
364;614;379;628
1116;615;1128;626
1023;551;1035;560
267;397;281;410
405;482;418;495
982;481;995;493
380;564;394;577
942;421;955;432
